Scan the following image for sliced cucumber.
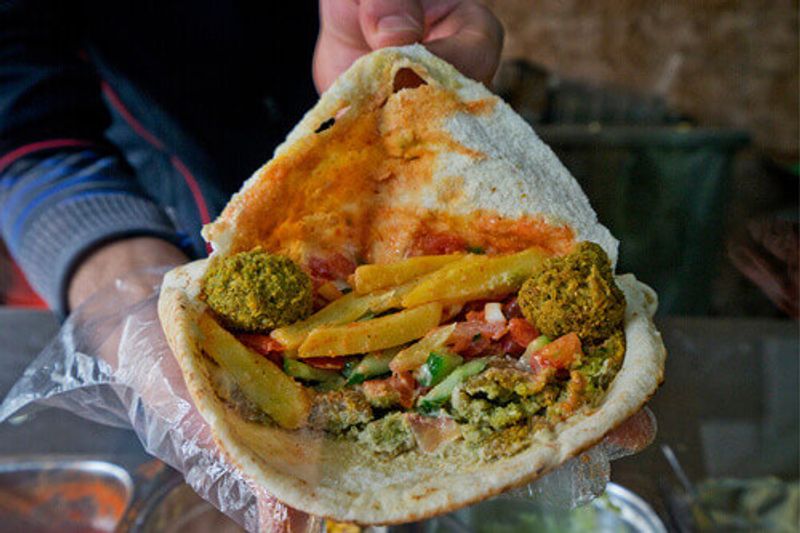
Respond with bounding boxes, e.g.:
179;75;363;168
416;351;463;387
523;335;552;363
417;358;487;413
284;358;345;390
528;335;551;352
346;349;396;385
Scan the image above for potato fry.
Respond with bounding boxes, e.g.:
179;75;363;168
272;291;381;349
353;254;463;294
401;248;548;308
389;323;457;373
272;278;423;350
317;281;344;302
198;313;310;429
298;302;443;357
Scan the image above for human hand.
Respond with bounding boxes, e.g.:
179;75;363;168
55;268;321;531
314;0;504;92
68;236;188;312
728;217;799;318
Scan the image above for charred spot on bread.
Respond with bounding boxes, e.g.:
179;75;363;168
315;117;336;133
393;67;427;92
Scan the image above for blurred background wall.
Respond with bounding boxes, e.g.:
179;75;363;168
487;0;797;157
486;0;799;317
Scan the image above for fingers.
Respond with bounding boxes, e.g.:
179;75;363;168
603;407;657;457
728;217;800;318
747;217;799;265
68;237;187;311
359;0;425;49
728;240;799;317
315;0;364;92
315;0;504;92
423;1;504;85
254;485;324;533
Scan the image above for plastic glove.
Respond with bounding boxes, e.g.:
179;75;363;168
0;268;654;531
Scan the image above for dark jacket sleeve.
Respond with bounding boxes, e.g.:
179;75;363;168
0;0;183;314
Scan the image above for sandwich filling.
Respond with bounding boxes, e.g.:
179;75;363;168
197;240;626;460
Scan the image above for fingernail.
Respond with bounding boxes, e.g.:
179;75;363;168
377;14;423;36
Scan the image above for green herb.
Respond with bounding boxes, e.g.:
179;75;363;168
342;360;358;378
466;246;485;254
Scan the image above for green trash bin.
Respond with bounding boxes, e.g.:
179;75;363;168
538;125;749;314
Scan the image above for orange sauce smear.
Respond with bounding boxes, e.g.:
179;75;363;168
220;82;574;268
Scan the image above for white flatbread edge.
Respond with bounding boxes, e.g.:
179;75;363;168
203;44;619;266
158;260;665;524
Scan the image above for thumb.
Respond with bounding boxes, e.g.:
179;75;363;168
359;0;425;50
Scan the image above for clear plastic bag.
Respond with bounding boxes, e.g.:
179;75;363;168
0;268;654;531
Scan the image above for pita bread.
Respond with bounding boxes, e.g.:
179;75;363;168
158;45;666;524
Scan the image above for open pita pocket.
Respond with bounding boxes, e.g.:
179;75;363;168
158;45;666;524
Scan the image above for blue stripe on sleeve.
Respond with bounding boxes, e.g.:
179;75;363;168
0;153;68;193
1;151;95;200
9;176;142;242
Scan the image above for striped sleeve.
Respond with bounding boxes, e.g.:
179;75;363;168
0;144;185;314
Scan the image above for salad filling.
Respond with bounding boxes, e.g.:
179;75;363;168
198;241;626;460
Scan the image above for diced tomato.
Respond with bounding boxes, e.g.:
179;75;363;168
500;334;526;357
465;309;485;322
448;320;507;357
302;356;353;370
236;334;284;365
307;253;357;281
508;318;539;347
237;333;285;355
413;232;468;255
502;296;523;319
454;299;489;321
531;332;582;369
390;372;417;409
365;372;417;408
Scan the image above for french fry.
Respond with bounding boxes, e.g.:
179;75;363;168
353;254;463;294
317;281;344;302
401;248;548;308
272;291;383;349
198;313;310;429
298;302;443;357
389;323;457;373
272;279;421;350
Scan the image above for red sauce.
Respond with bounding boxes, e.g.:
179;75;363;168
412;232;468;255
306;253;356;281
211;81;576;266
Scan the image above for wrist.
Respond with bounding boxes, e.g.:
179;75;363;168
67;237;189;312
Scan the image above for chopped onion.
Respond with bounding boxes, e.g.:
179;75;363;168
484;302;506;324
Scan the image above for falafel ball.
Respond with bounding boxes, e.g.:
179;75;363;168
517;242;625;342
202;249;313;332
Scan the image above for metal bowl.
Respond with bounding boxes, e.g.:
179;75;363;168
389;482;666;533
128;479;664;533
0;458;133;532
